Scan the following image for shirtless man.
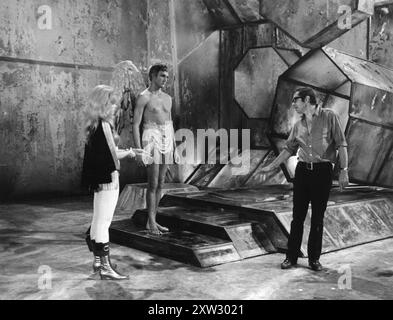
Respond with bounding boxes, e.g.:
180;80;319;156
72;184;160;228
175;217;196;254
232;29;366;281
133;63;177;235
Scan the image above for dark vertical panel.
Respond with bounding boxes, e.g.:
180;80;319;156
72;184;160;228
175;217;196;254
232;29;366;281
172;0;221;183
178;32;220;131
220;28;243;131
244;23;274;49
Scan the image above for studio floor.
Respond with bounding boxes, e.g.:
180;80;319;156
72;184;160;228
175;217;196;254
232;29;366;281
1;196;393;300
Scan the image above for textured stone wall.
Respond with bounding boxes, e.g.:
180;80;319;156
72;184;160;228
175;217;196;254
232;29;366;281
0;0;148;199
0;0;147;66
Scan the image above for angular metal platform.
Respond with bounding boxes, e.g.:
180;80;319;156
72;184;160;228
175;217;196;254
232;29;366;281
132;206;276;259
109;185;393;267
109;219;241;268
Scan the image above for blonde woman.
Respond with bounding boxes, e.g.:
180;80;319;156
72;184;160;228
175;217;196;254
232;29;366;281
82;85;145;280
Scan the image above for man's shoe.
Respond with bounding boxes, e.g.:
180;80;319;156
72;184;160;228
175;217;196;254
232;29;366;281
281;258;297;269
309;260;323;271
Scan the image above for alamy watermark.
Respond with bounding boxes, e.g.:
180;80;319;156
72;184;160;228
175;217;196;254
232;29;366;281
338;5;353;30
37;5;52;30
142;126;251;175
338;264;352;290
36;2;356;32
38;265;52;290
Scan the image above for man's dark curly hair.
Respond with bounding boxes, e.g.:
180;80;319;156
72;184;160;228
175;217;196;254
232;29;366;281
148;63;168;81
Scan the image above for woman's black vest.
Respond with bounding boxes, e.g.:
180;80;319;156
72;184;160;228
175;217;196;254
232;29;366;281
81;121;117;192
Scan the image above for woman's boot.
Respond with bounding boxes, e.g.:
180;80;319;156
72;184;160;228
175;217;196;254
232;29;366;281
85;226;93;252
92;240;101;272
85;227;102;272
94;242;129;280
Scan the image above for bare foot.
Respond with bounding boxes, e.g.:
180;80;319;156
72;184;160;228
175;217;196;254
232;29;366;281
157;224;169;233
146;221;162;235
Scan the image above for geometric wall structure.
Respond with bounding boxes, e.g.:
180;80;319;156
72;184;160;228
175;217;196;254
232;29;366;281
203;0;263;27
270;46;393;188
260;0;374;48
220;22;301;151
204;0;374;48
234;48;291;119
185;150;288;189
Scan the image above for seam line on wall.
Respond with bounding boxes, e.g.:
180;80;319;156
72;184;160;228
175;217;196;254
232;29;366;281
0;56;113;72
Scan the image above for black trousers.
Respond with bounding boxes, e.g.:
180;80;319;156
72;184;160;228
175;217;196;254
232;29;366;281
286;162;333;262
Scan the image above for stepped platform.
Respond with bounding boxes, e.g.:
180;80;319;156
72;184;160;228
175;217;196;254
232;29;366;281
109;185;393;267
132;206;276;259
109;219;241;267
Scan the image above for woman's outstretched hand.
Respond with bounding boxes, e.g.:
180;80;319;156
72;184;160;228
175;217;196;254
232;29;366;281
130;148;152;166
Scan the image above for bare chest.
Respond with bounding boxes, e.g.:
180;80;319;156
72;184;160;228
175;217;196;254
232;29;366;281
145;96;171;114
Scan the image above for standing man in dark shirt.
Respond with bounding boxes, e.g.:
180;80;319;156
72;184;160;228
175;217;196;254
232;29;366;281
261;87;349;271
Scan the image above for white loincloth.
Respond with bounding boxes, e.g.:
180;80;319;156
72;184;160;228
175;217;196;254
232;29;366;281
142;121;175;165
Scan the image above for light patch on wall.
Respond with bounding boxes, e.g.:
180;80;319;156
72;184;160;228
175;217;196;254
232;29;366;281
37;5;52;30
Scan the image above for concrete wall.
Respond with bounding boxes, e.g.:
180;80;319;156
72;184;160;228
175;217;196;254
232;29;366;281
0;0;148;199
0;0;148;66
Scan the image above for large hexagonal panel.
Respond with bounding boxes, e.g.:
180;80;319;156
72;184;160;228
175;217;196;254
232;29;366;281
234;47;289;119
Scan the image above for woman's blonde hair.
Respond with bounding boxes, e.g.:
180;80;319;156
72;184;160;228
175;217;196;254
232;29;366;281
84;85;116;137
